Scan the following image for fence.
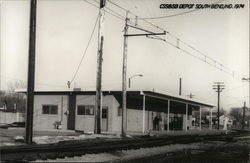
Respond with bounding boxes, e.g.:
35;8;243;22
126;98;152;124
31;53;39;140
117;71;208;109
0;111;25;124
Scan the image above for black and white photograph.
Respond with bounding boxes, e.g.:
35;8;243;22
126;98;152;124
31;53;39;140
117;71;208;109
0;0;249;162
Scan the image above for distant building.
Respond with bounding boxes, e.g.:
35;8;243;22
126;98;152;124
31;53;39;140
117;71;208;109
18;90;214;133
219;115;233;126
0;100;7;110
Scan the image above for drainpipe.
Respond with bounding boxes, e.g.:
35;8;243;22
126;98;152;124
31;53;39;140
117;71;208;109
60;96;63;126
140;91;146;133
185;103;188;131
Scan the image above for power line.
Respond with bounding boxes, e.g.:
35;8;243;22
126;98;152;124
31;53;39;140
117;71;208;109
84;0;126;21
69;12;99;85
3;0;244;83
155;35;236;76
106;0;239;78
212;82;225;130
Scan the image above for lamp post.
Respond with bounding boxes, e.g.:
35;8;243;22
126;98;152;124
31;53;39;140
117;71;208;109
128;74;143;88
242;77;250;130
242;77;250;106
242;77;250;81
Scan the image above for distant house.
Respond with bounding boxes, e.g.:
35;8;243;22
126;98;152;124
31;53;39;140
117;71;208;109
219;115;233;129
18;90;214;133
205;112;217;124
0;100;7;110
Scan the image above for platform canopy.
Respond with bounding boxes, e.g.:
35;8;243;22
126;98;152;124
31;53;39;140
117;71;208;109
17;89;214;114
111;91;214;114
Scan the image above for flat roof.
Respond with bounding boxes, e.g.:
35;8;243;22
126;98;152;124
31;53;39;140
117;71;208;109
16;89;214;108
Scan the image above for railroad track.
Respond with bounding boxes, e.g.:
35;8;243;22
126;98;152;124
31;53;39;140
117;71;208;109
0;132;243;162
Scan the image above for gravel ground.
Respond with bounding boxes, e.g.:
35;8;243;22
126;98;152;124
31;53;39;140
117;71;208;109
35;143;202;162
34;138;250;162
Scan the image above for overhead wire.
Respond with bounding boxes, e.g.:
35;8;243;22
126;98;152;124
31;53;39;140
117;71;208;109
106;0;239;78
69;12;99;85
86;0;237;78
2;0;243;87
84;0;125;21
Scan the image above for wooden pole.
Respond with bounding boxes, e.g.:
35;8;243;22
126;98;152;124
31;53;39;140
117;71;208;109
94;0;105;134
199;106;202;130
179;78;182;96
210;108;212;130
167;100;170;132
25;0;37;144
185;104;188;131
122;11;129;137
217;85;220;130
242;101;246;130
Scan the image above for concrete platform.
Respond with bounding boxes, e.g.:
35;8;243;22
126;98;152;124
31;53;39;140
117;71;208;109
127;129;228;136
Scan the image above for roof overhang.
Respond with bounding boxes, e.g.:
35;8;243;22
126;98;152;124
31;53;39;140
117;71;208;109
16;89;214;108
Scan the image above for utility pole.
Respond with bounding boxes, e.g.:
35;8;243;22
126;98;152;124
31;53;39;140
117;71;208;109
179;78;182;96
25;0;37;144
187;93;195;98
121;13;165;137
94;0;105;134
212;82;225;130
122;11;129;137
242;101;246;130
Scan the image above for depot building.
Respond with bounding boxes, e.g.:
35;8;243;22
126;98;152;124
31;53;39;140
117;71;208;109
21;90;214;133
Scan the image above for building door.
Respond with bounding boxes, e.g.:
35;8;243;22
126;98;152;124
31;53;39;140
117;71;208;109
67;94;76;130
170;116;183;130
101;107;108;131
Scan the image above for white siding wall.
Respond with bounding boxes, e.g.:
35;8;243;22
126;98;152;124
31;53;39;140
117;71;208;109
182;115;193;130
110;96;121;132
127;109;142;132
34;95;68;130
75;95;95;132
32;94;204;132
75;95;115;132
127;109;167;132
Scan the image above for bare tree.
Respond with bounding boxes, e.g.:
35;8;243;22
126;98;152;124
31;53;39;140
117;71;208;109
0;81;26;112
229;107;242;125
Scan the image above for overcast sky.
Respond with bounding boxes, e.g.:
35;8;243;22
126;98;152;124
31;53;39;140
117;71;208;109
0;0;249;111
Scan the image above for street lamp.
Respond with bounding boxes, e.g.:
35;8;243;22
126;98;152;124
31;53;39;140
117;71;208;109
242;77;250;81
242;77;250;130
128;74;143;88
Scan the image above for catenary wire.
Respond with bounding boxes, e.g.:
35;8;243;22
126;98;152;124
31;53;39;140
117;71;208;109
106;0;239;78
69;12;99;84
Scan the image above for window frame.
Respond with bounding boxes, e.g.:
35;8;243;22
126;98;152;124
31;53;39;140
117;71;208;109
42;105;58;115
117;107;122;116
102;106;108;118
77;105;94;116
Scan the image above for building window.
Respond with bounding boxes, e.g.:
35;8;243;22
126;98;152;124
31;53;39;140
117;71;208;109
77;105;94;115
118;107;122;116
102;106;108;118
42;105;58;115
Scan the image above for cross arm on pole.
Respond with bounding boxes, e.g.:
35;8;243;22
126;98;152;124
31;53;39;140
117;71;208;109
124;25;166;37
124;32;166;37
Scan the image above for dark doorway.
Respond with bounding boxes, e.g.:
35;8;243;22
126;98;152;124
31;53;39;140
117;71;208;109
101;106;108;131
169;116;183;130
67;94;76;130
